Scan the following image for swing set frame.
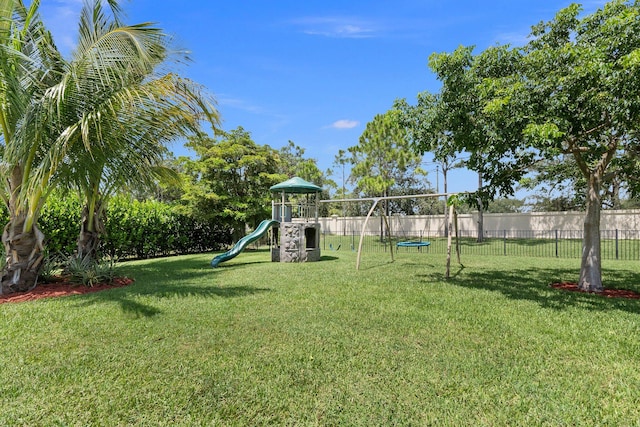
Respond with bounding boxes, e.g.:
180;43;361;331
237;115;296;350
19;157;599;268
320;192;464;278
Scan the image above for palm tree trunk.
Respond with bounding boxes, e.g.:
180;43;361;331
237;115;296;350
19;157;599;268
1;215;45;294
77;199;105;262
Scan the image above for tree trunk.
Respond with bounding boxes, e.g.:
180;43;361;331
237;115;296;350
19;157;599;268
476;171;484;243
1;215;45;294
445;204;454;279
611;180;621;210
381;204;394;263
578;176;604;292
77;200;106;262
443;167;449;238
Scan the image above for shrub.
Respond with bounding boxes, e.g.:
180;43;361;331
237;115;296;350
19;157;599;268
38;251;66;283
0;194;231;265
65;255;117;287
38;194;82;256
102;196;230;259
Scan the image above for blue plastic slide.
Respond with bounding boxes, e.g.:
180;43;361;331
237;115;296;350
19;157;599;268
211;219;279;267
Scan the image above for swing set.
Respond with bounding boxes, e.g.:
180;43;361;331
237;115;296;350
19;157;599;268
320;192;464;278
392;212;431;250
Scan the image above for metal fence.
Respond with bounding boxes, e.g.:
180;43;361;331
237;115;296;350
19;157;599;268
321;229;640;261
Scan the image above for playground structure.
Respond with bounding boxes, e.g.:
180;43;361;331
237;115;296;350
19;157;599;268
211;177;322;267
270;177;322;263
211;181;460;274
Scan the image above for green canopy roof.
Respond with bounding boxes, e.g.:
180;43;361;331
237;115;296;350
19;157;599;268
270;177;322;194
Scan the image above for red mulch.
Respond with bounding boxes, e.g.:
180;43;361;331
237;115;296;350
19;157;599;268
551;282;640;299
3;279;637;303
0;277;134;304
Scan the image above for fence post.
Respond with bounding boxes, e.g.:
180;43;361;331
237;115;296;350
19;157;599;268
503;230;507;256
351;230;355;251
555;230;559;258
616;229;619;260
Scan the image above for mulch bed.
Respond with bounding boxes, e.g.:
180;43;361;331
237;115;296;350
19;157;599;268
2;279;638;303
0;277;134;304
550;282;640;299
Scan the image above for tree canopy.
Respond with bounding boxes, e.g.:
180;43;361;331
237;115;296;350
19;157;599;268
410;0;640;291
178;127;284;239
349;110;426;198
56;0;218;261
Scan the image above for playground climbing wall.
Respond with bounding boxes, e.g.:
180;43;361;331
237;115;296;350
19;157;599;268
271;223;321;263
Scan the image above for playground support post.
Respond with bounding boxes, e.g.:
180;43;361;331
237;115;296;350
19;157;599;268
445;203;462;278
356;198;379;270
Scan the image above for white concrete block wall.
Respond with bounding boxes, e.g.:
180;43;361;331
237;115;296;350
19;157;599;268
319;210;640;235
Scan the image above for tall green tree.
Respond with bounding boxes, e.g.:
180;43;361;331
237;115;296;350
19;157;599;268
180;127;283;240
426;33;518;255
278;141;333;215
395;92;467;231
330;149;350;200
278;141;324;184
428;1;640;292
349;109;426;243
491;1;640;292
349;109;425;204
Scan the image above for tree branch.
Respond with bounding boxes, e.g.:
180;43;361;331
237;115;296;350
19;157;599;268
566;136;590;177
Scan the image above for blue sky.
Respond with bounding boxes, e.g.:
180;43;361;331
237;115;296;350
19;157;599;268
41;0;607;195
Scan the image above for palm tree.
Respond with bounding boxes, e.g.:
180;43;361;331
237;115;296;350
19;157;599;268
0;0;67;293
56;1;218;261
0;0;218;293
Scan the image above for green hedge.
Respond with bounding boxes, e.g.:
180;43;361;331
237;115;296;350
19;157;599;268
0;194;230;259
103;196;231;259
38;194;82;255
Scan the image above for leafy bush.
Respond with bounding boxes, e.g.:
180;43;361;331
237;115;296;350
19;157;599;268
103;196;231;259
38;194;82;255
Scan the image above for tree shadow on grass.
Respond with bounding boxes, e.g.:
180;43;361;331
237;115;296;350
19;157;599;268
214;260;270;268
417;266;640;314
73;289;164;318
74;284;270;318
73;255;272;317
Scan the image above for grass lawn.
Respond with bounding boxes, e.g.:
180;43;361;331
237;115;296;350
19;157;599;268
1;249;640;425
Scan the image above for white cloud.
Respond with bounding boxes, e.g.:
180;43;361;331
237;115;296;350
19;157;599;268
292;17;378;39
331;119;359;129
218;95;267;115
